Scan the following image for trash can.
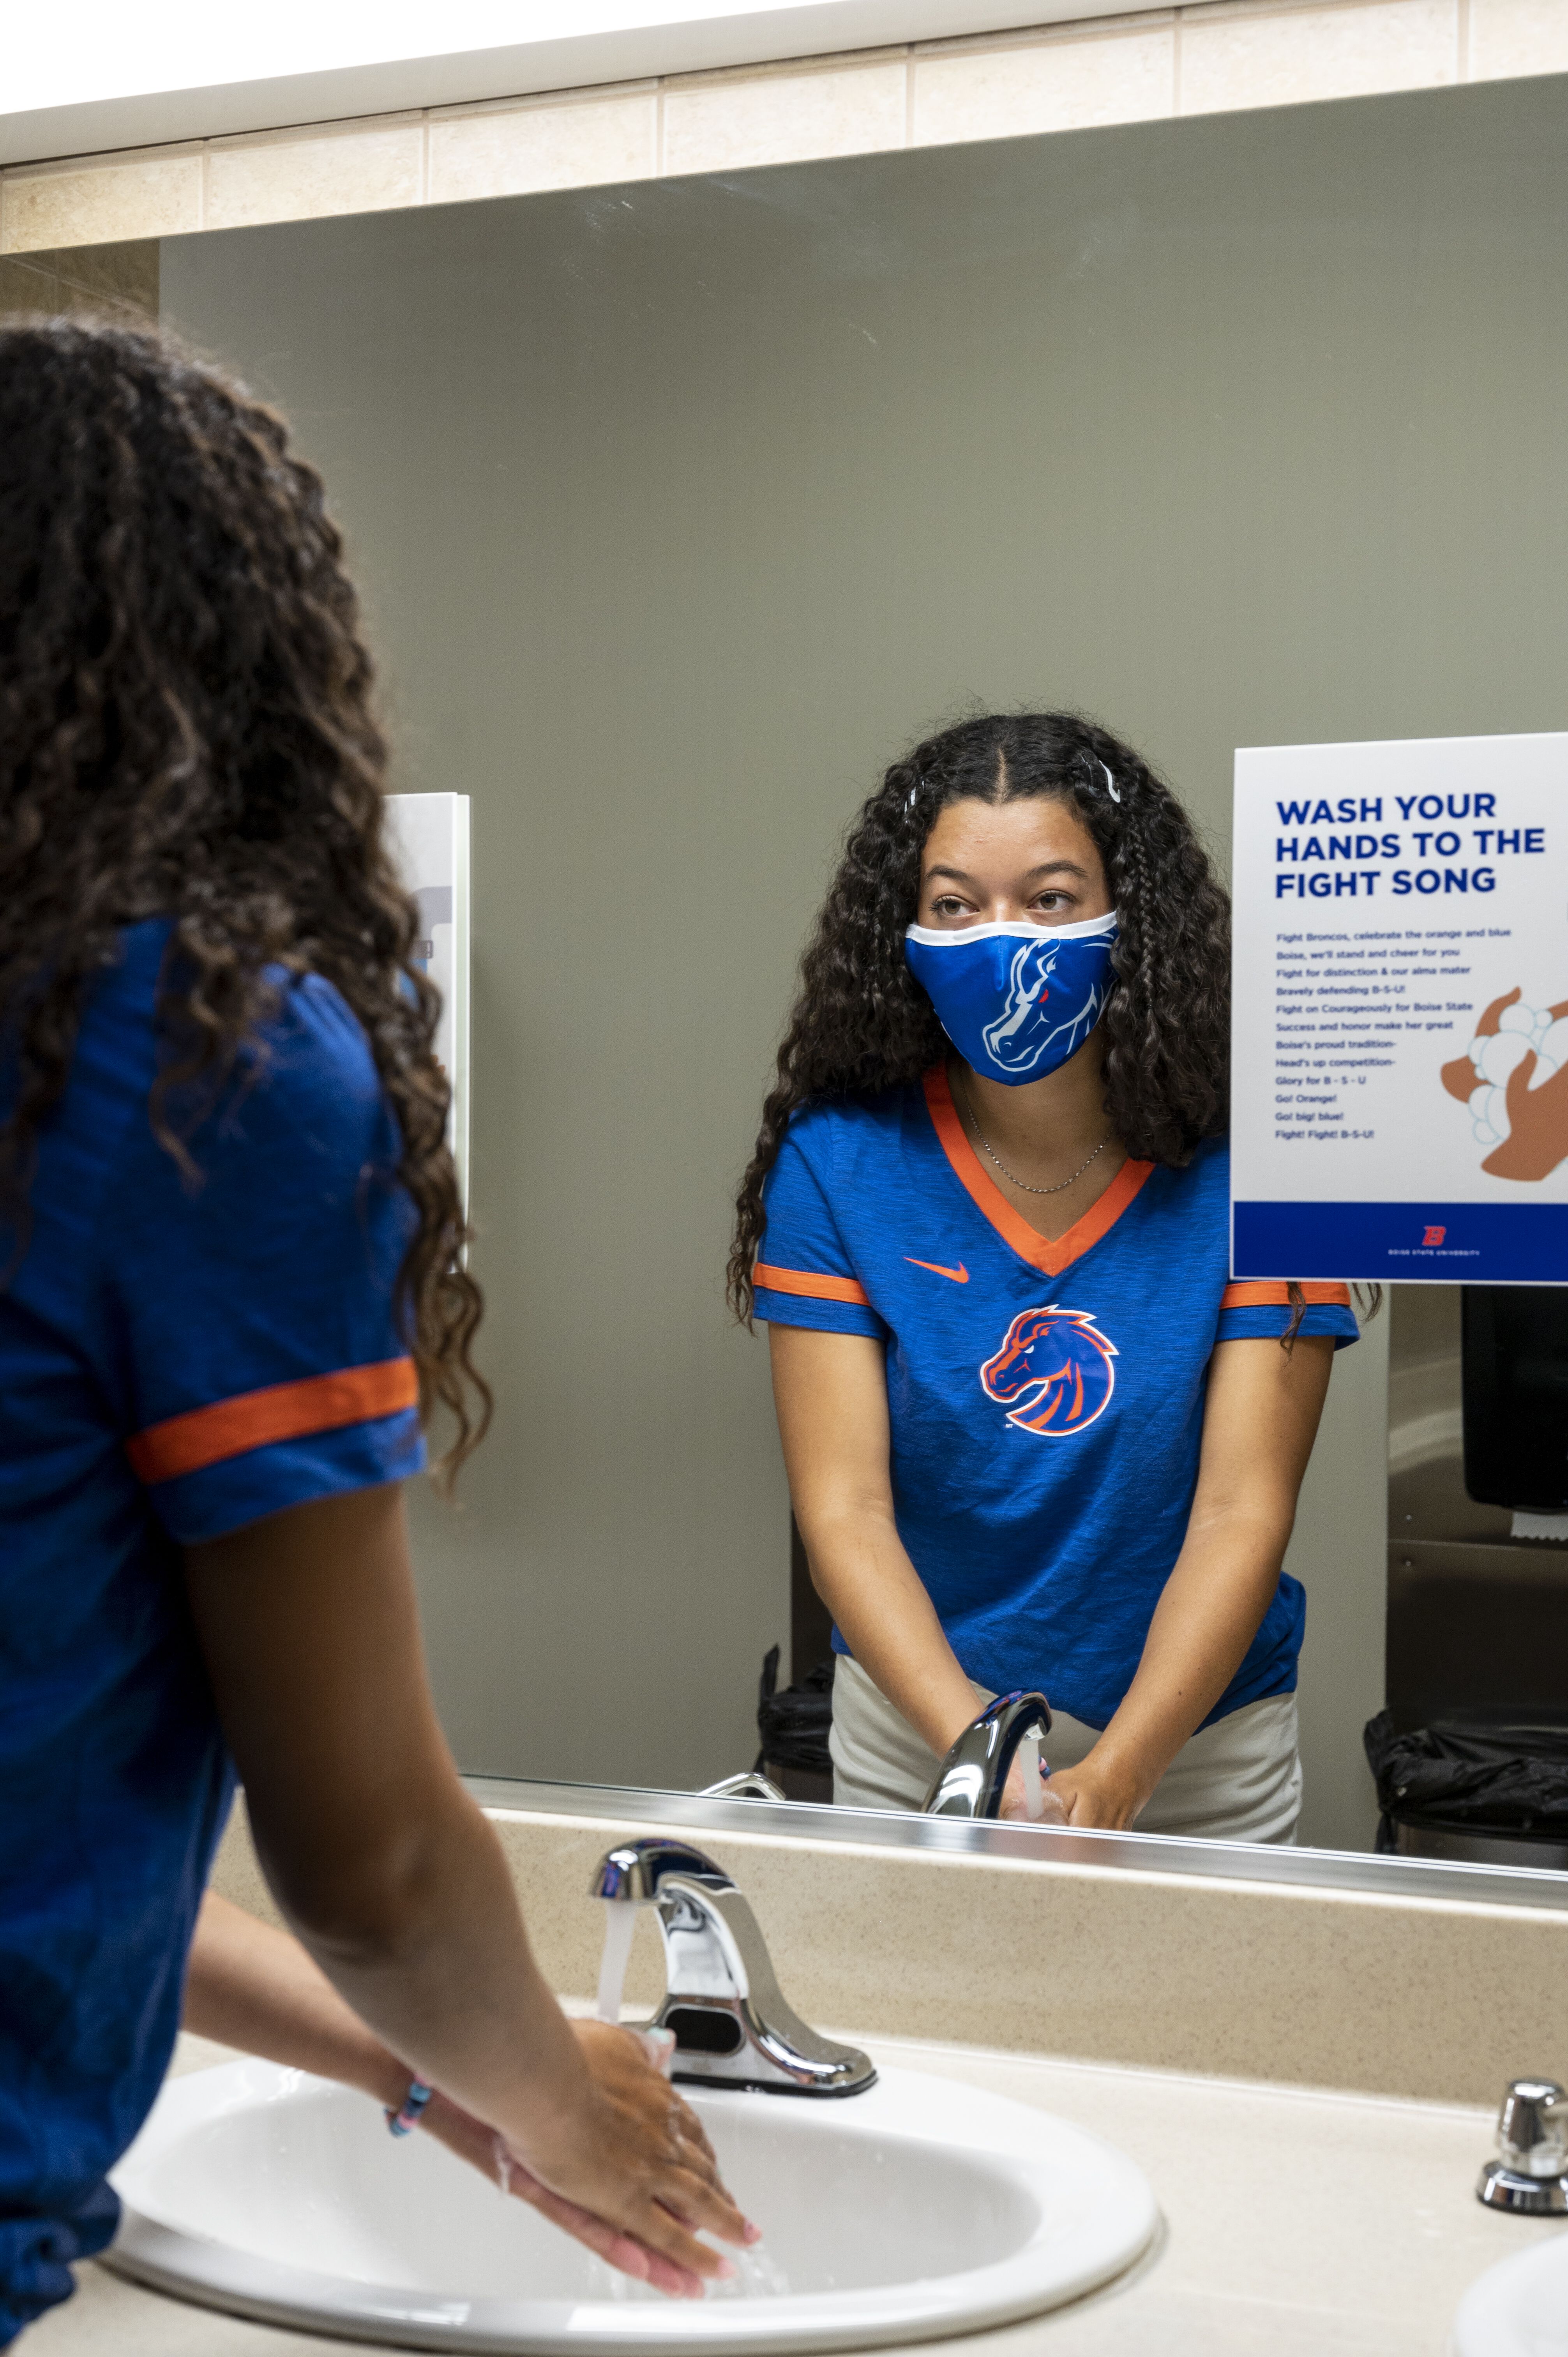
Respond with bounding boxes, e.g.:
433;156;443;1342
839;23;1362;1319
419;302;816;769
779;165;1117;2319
756;1645;834;1806
1364;1710;1568;1869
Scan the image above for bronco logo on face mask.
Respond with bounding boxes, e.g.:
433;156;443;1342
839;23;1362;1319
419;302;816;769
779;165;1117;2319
982;935;1110;1078
904;913;1119;1087
980;1305;1117;1436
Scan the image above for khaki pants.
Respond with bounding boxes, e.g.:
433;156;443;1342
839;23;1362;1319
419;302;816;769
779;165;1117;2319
828;1653;1302;1845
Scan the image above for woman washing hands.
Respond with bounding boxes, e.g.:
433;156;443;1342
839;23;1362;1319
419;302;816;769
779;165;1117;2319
0;321;748;2343
178;1477;752;2300
732;714;1361;1841
186;1894;731;2299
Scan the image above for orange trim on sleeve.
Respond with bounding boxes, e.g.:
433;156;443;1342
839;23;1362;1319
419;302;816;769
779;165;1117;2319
922;1067;1155;1279
127;1356;420;1486
753;1262;871;1307
1221;1281;1352;1309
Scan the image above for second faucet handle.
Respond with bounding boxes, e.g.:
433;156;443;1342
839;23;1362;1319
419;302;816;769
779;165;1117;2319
1478;2078;1568;2212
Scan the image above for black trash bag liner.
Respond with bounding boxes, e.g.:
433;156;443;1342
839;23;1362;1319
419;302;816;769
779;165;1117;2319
755;1643;835;1777
1364;1709;1568;1844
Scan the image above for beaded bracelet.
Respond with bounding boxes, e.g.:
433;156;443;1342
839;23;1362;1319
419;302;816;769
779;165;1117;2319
385;2077;434;2138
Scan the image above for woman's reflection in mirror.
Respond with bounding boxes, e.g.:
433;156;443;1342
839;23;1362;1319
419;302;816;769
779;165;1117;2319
731;712;1365;1841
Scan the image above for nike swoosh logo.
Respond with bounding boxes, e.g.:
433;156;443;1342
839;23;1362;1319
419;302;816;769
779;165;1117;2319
906;1257;969;1283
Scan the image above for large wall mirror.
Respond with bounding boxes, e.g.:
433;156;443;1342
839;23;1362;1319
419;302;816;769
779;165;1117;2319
24;67;1568;1870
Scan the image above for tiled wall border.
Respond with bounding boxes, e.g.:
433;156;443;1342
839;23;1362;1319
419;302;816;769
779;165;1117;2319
2;0;1566;255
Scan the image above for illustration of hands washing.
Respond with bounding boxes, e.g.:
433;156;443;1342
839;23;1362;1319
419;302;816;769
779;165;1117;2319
1441;988;1568;1180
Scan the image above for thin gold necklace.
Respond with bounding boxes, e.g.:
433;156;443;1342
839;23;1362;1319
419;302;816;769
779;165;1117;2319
955;1075;1112;1198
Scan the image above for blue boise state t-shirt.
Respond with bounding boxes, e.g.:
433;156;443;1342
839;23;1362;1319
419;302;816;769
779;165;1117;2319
0;919;425;2342
755;1069;1357;1732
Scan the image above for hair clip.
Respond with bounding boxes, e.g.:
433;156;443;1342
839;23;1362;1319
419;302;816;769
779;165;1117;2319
1098;760;1121;804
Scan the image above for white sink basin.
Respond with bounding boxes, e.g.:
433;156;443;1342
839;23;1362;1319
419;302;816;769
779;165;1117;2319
106;2058;1158;2352
1452;2231;1568;2357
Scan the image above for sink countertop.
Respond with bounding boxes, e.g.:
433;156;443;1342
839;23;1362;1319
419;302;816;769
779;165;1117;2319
26;2028;1563;2357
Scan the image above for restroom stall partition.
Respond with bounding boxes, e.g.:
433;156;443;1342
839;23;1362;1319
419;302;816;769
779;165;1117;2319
1384;1286;1568;1866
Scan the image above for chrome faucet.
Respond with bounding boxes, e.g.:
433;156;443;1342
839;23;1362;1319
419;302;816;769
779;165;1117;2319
923;1690;1052;1817
1477;2078;1568;2212
697;1770;786;1802
591;1837;875;2096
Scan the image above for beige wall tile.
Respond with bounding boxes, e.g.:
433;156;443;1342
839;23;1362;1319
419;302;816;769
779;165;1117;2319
206;117;423;234
1469;0;1568;79
429;87;657;205
913;19;1176;145
662;51;908;178
1;149;201;255
10;0;1552;260
1180;0;1459;115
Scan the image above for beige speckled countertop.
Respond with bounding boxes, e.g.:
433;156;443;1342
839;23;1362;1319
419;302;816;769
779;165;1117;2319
26;2028;1563;2357
27;1789;1568;2356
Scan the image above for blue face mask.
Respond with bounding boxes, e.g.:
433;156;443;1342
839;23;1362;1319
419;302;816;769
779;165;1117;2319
904;912;1119;1086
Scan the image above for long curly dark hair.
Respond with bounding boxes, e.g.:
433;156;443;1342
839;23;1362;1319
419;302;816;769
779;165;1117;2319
0;318;489;1478
730;710;1232;1322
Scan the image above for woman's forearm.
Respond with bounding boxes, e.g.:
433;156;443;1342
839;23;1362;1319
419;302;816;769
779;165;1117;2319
244;1770;591;2153
187;1885;576;2168
798;1505;979;1759
1068;1334;1334;1825
184;1889;659;2256
770;1325;980;1759
186;1890;409;2110
182;1485;752;2290
1086;1503;1293;1812
187;1880;618;2222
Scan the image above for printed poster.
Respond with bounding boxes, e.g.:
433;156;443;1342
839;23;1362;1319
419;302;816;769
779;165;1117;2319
1231;733;1568;1283
384;792;471;1214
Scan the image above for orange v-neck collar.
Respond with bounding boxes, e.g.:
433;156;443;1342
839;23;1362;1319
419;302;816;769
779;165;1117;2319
922;1067;1155;1279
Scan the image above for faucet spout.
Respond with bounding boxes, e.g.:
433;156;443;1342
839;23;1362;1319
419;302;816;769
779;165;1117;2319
922;1690;1052;1818
590;1838;875;2097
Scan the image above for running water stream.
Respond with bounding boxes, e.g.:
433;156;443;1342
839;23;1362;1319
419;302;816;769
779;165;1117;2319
595;1899;638;2025
1020;1730;1046;1820
582;1899;788;2301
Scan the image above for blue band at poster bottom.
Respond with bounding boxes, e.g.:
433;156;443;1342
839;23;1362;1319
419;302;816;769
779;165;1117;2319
1233;1200;1568;1284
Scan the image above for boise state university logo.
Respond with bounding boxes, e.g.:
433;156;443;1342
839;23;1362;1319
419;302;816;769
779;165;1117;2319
980;1305;1117;1437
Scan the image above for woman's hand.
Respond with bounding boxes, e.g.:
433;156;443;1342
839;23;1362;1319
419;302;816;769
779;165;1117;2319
184;1893;753;2299
421;2030;742;2300
500;2019;755;2295
417;2090;703;2295
1038;1753;1143;1830
996;1751;1068;1824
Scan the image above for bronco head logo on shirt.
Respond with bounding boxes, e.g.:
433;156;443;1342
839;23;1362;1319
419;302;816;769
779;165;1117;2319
980;1305;1117;1436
